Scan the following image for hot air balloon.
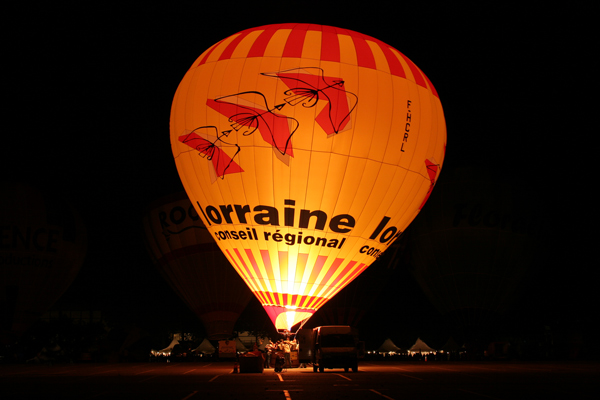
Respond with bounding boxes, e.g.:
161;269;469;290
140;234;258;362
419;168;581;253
0;183;87;345
407;167;540;342
142;192;253;340
170;24;446;331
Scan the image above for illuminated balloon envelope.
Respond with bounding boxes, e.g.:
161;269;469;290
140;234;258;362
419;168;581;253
0;183;87;344
408;167;539;337
142;192;253;340
170;24;446;330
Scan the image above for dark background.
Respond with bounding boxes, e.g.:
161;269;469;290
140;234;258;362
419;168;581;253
3;2;595;355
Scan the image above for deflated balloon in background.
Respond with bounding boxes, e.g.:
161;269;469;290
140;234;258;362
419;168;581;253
142;192;253;340
1;183;87;344
170;24;446;330
408;167;541;341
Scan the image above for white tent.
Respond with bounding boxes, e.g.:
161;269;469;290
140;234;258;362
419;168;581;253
377;338;402;353
409;338;436;354
193;338;216;355
235;337;248;352
151;337;180;356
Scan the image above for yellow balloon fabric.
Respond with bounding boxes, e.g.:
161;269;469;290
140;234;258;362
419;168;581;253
170;24;446;330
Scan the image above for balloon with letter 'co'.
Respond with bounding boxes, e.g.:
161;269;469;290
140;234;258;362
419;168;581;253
170;24;446;331
142;192;253;340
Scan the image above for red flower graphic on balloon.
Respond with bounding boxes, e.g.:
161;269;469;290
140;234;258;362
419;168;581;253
178;126;243;179
207;91;298;157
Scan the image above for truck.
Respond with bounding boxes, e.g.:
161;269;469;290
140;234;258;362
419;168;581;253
297;325;364;372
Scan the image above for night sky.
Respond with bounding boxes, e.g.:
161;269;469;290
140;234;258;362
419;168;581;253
3;3;596;351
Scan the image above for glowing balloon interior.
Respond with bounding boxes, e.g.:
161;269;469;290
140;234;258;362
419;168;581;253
170;24;446;330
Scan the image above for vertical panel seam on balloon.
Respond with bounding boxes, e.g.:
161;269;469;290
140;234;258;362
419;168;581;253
290;293;299;308
297;294;317;310
197;42;222;67
218;31;251;61
247;248;272;296
282;25;307;58
301;255;328;303
377;41;407;78
247;28;277;58
298;289;318;309
226;248;261;295
311;259;356;305
263;291;276;306
397;52;428;91
255;249;274;293
315;257;346;297
293;253;306;293
307;256;343;309
198;25;416;80
201;34;242;66
295;253;312;300
262;249;284;305
319;258;358;297
226;248;261;292
305;292;325;310
300;27;322;62
259;249;277;295
305;256;332;300
322;261;367;302
308;255;343;300
278;250;290;298
350;34;377;70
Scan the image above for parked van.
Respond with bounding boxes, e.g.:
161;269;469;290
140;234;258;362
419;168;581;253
298;326;364;372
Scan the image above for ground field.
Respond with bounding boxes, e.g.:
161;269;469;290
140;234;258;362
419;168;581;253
1;360;598;399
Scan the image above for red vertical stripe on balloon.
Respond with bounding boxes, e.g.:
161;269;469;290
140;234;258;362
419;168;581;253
245;248;266;289
267;291;278;306
291;294;299;307
334;260;360;288
258;249;279;304
195;24;437;94
227;249;253;286
197;42;222;67
322;261;358;299
379;43;407;78
320;25;341;62
307;255;327;285
219;31;251;61
283;25;308;58
350;34;376;70
320;258;345;289
299;255;328;308
337;262;368;291
296;253;308;283
398;52;427;88
247;27;278;58
311;296;328;310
